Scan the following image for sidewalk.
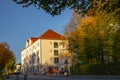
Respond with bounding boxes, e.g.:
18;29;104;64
28;74;120;79
66;75;120;79
8;74;24;80
8;74;120;80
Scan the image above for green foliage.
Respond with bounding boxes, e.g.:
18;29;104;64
71;62;120;75
110;28;120;62
13;0;120;17
0;75;5;80
70;62;81;75
91;0;120;14
13;0;91;16
89;62;120;75
69;12;115;64
0;42;16;75
65;0;120;75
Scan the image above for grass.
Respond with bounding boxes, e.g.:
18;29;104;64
0;75;5;80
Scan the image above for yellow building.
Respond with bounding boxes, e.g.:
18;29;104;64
21;29;71;75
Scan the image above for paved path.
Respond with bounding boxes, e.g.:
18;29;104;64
10;74;120;80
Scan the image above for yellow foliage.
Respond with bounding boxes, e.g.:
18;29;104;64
59;51;72;57
64;52;72;57
70;11;113;45
80;16;96;27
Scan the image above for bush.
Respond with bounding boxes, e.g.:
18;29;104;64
79;65;89;74
70;63;81;75
88;62;120;75
0;75;5;80
70;62;120;75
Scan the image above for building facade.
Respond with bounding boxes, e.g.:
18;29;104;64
16;63;21;73
21;29;71;74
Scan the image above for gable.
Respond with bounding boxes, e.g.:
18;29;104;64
39;29;66;40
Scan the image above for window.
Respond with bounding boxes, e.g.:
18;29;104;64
37;42;39;46
63;45;65;48
37;50;39;55
61;42;65;48
37;57;39;63
54;57;59;63
37;51;39;64
32;53;36;64
50;42;52;44
54;50;58;56
54;42;58;48
50;50;52;53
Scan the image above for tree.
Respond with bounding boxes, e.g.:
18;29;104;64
13;0;120;17
90;0;120;13
65;9;120;74
60;0;120;74
110;28;120;62
67;10;118;64
13;0;91;16
64;11;85;35
0;42;16;75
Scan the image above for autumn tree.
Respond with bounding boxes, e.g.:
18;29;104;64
63;0;120;74
109;28;120;62
0;42;16;75
63;0;120;62
89;0;120;63
90;0;120;14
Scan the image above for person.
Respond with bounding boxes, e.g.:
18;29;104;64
6;74;9;79
16;73;19;80
60;68;64;75
24;73;28;80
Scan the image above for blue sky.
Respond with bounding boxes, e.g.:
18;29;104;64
0;0;72;63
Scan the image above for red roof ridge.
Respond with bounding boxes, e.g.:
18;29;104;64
24;29;67;49
39;29;66;40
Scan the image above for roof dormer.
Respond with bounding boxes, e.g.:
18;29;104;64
26;37;38;47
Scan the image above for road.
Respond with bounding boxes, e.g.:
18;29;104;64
10;74;120;80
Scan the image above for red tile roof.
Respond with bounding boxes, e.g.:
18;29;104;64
30;37;38;43
24;29;66;49
26;37;38;46
39;29;66;40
